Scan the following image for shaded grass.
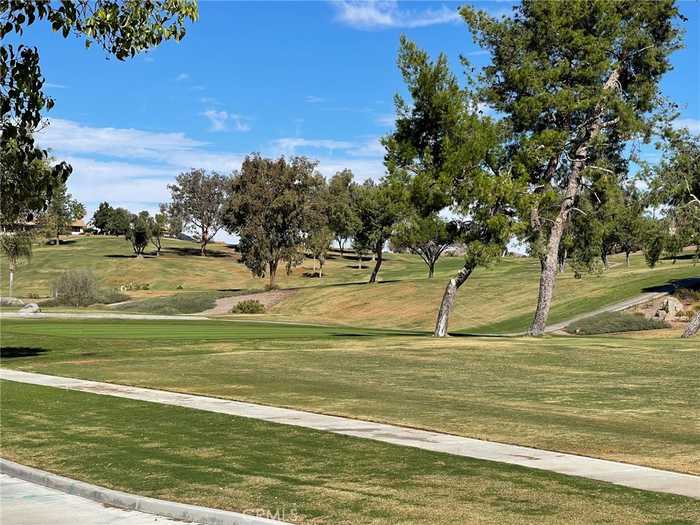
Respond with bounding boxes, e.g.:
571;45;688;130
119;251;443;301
2;318;697;474
113;291;225;315
2;381;698;525
566;311;669;335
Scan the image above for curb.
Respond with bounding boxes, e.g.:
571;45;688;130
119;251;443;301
0;458;290;525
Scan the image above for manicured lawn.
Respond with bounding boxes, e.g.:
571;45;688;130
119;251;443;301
2;318;697;474
270;252;700;333
0;235;449;299
3;235;697;333
2;381;698;525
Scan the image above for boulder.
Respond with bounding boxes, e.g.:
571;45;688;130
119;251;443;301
19;303;40;314
662;296;684;318
0;296;24;307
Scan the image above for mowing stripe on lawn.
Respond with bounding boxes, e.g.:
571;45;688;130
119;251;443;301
2;368;698;499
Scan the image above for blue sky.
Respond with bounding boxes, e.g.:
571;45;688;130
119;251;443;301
15;0;700;234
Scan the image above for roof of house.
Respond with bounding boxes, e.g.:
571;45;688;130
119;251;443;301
71;219;86;228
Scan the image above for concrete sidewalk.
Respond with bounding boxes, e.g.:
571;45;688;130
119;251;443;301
0;474;185;525
2;369;698;499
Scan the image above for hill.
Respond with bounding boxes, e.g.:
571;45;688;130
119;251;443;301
1;235;698;332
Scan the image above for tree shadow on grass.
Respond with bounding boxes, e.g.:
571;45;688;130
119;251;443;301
642;277;700;294
166;247;232;258
0;347;48;359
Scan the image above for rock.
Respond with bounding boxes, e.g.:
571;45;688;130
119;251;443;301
19;303;40;314
662;296;684;318
654;310;667;321
0;296;24;307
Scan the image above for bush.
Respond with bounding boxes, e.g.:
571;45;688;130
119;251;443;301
231;299;265;314
113;292;219;314
49;269;128;307
673;287;700;302
565;311;669;335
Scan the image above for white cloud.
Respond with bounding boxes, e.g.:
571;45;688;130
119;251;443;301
305;95;325;103
202;110;251;132
273;137;355;154
175;72;190;81
37;119;206;162
45;82;67;89
333;0;460;30
375;113;395;126
39;119;387;223
673;118;700;134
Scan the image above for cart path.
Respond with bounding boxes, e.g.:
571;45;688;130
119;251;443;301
2;369;698;499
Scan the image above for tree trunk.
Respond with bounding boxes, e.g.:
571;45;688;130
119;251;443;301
529;168;582;336
428;261;435;279
434;264;474;337
682;310;700;338
529;69;620;337
558;249;567;273
338;238;345;257
357;253;362;270
602;252;609;270
625;251;630;267
368;241;383;283
8;265;14;297
268;260;278;289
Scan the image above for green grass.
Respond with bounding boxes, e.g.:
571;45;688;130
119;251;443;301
565;311;670;335
2;235;698;333
112;291;225;315
2;380;698;525
2;318;697;474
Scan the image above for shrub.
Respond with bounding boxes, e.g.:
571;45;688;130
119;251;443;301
49;269;128;307
565;311;669;335
114;292;218;314
673;287;700;302
231;299;265;314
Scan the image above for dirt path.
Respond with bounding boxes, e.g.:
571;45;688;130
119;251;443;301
198;289;296;316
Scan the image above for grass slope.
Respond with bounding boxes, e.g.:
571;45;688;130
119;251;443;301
2;381;698;525
2;235;698;332
2;318;697;473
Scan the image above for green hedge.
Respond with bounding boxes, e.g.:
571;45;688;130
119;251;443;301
565;311;669;335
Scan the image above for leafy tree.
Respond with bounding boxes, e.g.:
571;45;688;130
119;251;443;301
304;175;332;277
159;202;182;238
108;207;132;236
391;214;453;278
383;37;522;336
642;218;667;269
665;230;685;264
37;181;85;245
306;227;333;277
224;155;318;289
126;211;151;258
168;169;228;256
462;0;683;335
351;179;407;284
327;169;360;255
616;186;646;267
0;231;32;297
91;201;114;234
564;191;604;278
0;1;198;223
647;127;700;337
149;211;167;256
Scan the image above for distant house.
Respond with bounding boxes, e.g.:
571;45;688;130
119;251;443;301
70;218;86;235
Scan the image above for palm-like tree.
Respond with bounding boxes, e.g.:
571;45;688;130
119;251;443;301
1;232;32;298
